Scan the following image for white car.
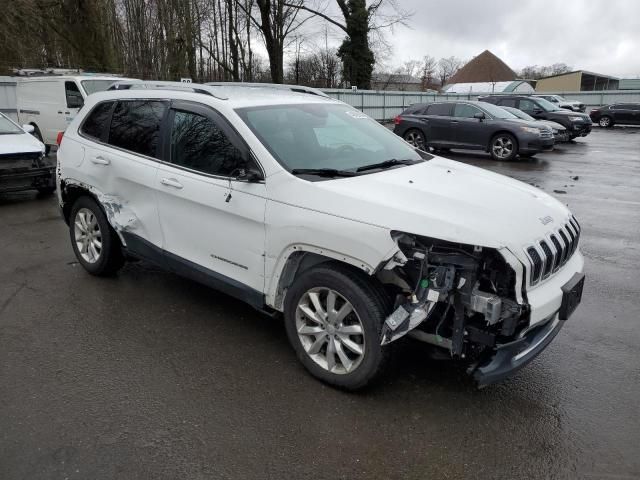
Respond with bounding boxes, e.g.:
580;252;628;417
56;83;585;389
0;112;55;194
534;95;585;113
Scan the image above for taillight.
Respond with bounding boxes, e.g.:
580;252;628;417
590;108;599;114
56;131;64;146
393;115;402;125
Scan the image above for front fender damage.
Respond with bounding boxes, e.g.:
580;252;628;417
376;232;526;364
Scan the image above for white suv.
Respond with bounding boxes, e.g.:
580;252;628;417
57;82;585;390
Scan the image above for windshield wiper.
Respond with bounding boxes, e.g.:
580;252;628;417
356;158;419;173
290;168;357;177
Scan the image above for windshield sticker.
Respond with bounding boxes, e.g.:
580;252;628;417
346;111;368;119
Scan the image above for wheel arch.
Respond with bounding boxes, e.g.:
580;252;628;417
267;245;385;312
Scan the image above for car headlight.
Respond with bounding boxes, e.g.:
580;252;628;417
552;128;559;134
569;116;584;122
520;126;541;134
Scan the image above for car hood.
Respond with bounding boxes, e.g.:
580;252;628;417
278;157;572;259
0;132;45;155
504;118;548;129
539;120;566;131
547;109;589;120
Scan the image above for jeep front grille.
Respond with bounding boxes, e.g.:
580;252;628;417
525;216;581;286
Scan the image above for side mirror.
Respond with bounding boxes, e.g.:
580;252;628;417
67;95;84;109
533;108;543;115
473;112;486;121
23;124;35;134
236;168;263;183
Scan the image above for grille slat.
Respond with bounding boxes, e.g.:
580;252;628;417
525;216;582;286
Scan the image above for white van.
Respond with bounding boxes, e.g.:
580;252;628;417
17;76;133;154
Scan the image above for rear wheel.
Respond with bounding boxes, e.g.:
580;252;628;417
69;196;123;276
490;133;518;161
283;263;390;390
403;129;426;150
598;116;613;128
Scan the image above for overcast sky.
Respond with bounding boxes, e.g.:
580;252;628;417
299;0;640;78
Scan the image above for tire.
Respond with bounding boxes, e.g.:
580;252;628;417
598;116;613;128
69;196;124;276
31;125;51;156
283;263;391;390
403;129;426;150
490;133;518;161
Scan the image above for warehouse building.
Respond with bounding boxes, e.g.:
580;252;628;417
535;71;619;92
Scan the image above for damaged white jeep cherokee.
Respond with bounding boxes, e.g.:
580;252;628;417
57;82;585;390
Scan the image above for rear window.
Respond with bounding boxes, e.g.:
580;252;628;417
80;101;115;140
426;103;452;116
108;100;167;158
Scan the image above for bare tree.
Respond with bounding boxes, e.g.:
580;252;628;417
420;55;437;91
438;56;463;86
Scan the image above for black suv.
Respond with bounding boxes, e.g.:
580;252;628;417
479;95;592;139
589;103;640;127
393;100;554;161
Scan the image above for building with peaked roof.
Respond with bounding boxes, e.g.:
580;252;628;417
535;71;619;92
447;50;517;85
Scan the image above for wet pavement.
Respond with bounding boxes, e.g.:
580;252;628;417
1;127;639;479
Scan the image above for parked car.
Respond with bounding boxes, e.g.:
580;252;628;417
534;94;585;112
16;75;133;155
589;103;640;127
500;106;570;142
479;95;592;139
0;112;55;194
56;82;585;390
393;100;554;161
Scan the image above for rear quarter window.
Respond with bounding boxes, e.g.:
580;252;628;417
80;101;115;140
108;100;167;158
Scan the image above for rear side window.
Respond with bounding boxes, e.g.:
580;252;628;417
80;101;114;140
497;98;517;108
170;110;247;176
108;100;167;158
426;103;452;116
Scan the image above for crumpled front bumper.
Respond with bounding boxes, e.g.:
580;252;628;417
470;314;563;387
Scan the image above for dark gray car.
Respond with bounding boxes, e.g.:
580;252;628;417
393;101;554;161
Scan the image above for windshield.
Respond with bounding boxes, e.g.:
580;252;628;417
81;79;118;95
479;102;518;119
502;106;534;121
536;97;561;112
0;114;23;134
236;103;426;172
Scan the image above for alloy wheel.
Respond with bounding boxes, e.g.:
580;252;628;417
74;208;102;264
599;117;611;127
404;131;425;149
295;287;366;374
492;136;514;159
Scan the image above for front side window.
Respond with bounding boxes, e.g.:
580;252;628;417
519;99;538;112
80;101;114;140
108;100;167;158
236;103;425;172
453;103;482;118
65;81;84;109
170;110;247;176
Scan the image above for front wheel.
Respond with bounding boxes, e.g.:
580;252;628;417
403;129;426;150
69;196;123;276
283;264;390;390
598;116;613;128
490;133;518;161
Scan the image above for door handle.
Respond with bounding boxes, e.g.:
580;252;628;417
451;120;459;124
90;155;110;165
160;178;183;189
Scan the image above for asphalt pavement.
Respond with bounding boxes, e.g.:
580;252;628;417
1;127;639;479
